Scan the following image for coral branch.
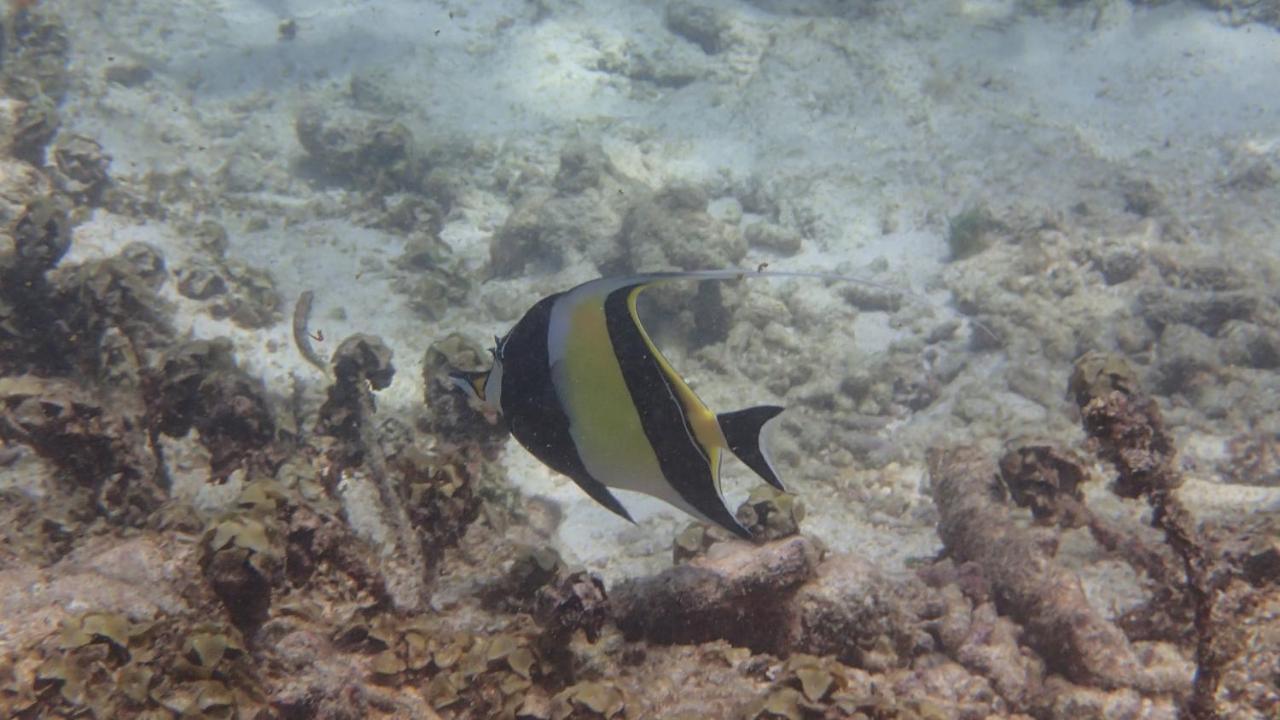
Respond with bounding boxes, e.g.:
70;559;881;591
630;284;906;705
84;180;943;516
1071;352;1230;719
999;442;1182;590
317;334;429;610
928;445;1143;690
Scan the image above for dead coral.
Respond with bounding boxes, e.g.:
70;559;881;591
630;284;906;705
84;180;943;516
1;6;71;104
534;569;609;679
0;375;162;524
484;546;568;614
389;229;473;324
209;258;282;329
0;96;57;166
928;445;1145;690
782;553;940;673
170;232;282;330
49;133;111;206
418;332;508;449
0;157;73;372
317;334;437;610
1224;431;1280;487
394;259;472;322
672;523;717;564
59;251;175;379
618;181;746;272
999;440;1182;591
947;204;1004;261
317;333;396;467
1070;352;1241;719
200;489;283;632
489;141;640;278
0;9;68;168
999;442;1093;528
149;338;279;481
175;260;227;301
295;105;421;193
612;536;820;652
735;485;805;542
118;241;167;291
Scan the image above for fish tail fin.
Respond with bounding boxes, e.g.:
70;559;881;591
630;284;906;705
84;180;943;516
718;405;786;491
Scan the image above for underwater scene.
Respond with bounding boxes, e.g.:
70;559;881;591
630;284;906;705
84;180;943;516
0;0;1278;718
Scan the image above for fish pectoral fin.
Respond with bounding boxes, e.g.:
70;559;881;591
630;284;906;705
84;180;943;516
718;405;786;491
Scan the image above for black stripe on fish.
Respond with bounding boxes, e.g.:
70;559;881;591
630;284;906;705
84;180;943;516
499;292;635;523
603;283;751;538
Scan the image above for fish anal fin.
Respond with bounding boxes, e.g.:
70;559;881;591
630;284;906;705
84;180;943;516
718;405;786;491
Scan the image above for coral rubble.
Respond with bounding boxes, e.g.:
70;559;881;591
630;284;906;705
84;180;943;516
1;3;1278;720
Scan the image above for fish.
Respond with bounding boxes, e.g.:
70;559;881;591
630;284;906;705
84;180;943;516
450;269;923;539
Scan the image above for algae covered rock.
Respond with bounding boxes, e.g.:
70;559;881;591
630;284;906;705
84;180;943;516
946;205;1003;261
201;504;282;631
420;332;507;445
0;156;70;277
735;485;805;541
295;105;420;192
50;133;112;205
21;609;264;718
211;259;282;329
0;375;163;523
150;338;278;479
619;181;746;271
489;142;638;278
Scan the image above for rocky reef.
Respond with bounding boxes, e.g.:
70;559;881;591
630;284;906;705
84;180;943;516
1;2;1278;720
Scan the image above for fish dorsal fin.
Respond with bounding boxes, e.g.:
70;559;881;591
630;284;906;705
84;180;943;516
610;268;997;344
622;283;727;453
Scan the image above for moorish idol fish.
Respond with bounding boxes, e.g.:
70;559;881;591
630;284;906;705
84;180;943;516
449;269;919;539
